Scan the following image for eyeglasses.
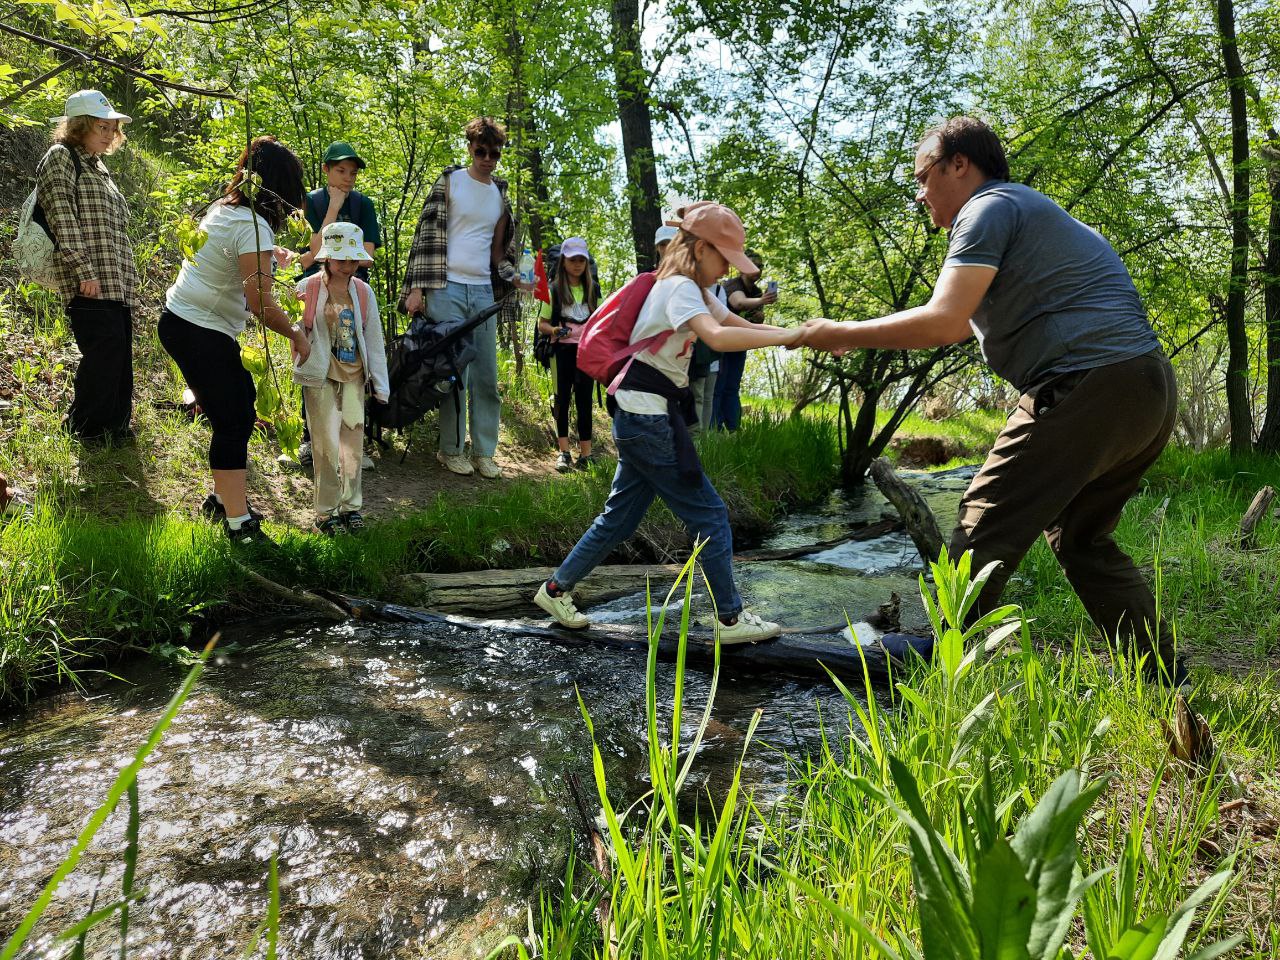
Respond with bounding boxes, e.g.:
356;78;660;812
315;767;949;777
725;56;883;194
913;154;945;188
473;146;503;161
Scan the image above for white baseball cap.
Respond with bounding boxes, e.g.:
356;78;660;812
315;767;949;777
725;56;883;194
560;237;590;259
57;90;131;123
654;225;678;245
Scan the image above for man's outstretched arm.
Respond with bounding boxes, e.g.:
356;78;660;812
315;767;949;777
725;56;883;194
798;265;996;352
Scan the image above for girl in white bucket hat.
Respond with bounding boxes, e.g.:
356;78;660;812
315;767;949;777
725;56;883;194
33;90;138;444
292;222;389;535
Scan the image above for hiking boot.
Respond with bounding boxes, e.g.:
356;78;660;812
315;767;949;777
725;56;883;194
1144;655;1192;693
298;442;313;469
314;515;345;537
534;582;589;629
200;494;263;523
473;456;503;479
341;511;366;532
710;610;781;646
555;451;574;473
575;453;600;471
224;516;274;547
437;451;474;475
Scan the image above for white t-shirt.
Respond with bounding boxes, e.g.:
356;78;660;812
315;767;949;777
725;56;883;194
615;275;729;415
165;203;274;339
446;168;502;285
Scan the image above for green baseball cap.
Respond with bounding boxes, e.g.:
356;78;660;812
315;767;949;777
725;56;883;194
322;141;366;169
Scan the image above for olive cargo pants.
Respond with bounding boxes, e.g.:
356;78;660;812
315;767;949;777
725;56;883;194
949;349;1179;670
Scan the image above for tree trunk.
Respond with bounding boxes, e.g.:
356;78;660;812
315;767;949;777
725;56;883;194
611;0;662;271
1216;0;1254;453
840;381;881;487
1255;146;1280;451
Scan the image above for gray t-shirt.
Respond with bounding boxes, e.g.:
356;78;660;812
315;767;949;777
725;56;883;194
943;181;1158;391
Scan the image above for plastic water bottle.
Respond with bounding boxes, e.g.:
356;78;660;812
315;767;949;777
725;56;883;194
518;247;535;285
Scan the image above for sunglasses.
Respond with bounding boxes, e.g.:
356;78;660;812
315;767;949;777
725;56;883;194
472;146;503;161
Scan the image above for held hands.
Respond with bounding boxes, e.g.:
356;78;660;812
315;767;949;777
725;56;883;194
791;318;851;356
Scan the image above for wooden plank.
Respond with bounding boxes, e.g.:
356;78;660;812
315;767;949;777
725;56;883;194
335;596;917;684
397;518;905;615
1239;485;1276;548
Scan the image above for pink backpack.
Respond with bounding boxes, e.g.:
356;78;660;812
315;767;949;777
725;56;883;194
575;272;666;392
300;273;372;332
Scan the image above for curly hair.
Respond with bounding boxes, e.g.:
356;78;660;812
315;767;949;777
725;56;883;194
53;115;127;154
465;117;507;148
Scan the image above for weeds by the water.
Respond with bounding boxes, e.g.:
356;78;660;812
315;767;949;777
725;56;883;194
492;553;1276;959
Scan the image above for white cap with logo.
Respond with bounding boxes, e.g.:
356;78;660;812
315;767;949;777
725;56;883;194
56;90;132;123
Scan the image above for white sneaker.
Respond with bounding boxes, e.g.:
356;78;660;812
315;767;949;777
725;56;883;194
361;453;375;471
437;451;474;475
473;456;503;479
534;582;589;629
711;610;781;646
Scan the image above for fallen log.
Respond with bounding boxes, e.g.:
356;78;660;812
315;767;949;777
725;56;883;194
397;518;904;615
869;458;945;566
331;596;928;684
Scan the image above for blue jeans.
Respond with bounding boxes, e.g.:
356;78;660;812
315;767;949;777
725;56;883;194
553;411;742;617
427;281;500;457
711;350;745;431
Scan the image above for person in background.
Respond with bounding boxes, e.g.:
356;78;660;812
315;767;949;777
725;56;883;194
293;223;388;535
537;237;599;471
798;116;1184;686
654;223;678;263
689;282;726;431
34;89;140;447
401;117;519;480
714;250;777;430
295;141;380;469
533;203;802;644
159;136;311;545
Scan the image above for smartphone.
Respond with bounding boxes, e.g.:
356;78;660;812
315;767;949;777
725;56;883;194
766;280;779;296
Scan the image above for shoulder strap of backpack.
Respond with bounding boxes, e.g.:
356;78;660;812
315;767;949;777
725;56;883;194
301;274;323;332
353;278;372;325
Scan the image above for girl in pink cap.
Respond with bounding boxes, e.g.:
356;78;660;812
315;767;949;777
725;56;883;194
537;237;600;471
534;203;802;645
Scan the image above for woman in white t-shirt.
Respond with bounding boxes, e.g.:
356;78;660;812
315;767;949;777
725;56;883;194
536;237;599;471
158;136;311;546
534;202;802;645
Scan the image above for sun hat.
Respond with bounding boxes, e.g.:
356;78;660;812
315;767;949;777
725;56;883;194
315;222;373;262
560;237;590;259
654;224;678;246
322;141;367;169
56;90;131;123
671;202;758;276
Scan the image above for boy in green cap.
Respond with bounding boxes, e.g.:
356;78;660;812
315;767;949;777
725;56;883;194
299;142;381;282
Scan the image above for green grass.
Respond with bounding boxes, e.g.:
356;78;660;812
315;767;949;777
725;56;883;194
0;411;840;704
493;552;1280;959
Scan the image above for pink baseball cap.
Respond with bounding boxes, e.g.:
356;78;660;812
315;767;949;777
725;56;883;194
560;237;590;259
672;202;759;276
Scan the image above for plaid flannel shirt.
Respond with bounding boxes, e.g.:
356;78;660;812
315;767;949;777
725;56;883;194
34;143;139;306
399;165;519;312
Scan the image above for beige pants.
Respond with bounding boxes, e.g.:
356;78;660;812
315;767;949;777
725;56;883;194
304;379;365;519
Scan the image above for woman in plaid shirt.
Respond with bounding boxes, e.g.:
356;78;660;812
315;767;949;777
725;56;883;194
34;90;140;446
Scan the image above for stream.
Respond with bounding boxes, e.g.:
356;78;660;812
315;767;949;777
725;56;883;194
0;467;973;959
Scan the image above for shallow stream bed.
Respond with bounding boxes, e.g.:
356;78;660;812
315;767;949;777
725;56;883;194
0;468;971;958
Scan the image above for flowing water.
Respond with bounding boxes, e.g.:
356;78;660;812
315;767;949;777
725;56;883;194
0;468;972;959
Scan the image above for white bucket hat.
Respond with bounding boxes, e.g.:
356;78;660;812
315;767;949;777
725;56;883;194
57;90;131;123
315;222;373;262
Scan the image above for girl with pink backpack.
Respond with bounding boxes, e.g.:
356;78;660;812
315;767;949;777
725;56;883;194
293;223;389;535
534;203;802;644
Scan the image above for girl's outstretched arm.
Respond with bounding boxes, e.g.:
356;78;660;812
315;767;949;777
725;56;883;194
687;311;800;352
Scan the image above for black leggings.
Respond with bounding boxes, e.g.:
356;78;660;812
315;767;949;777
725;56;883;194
158;309;256;470
66;296;133;440
553;343;593;441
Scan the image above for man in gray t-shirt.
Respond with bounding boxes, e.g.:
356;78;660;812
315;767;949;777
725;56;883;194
800;116;1183;684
